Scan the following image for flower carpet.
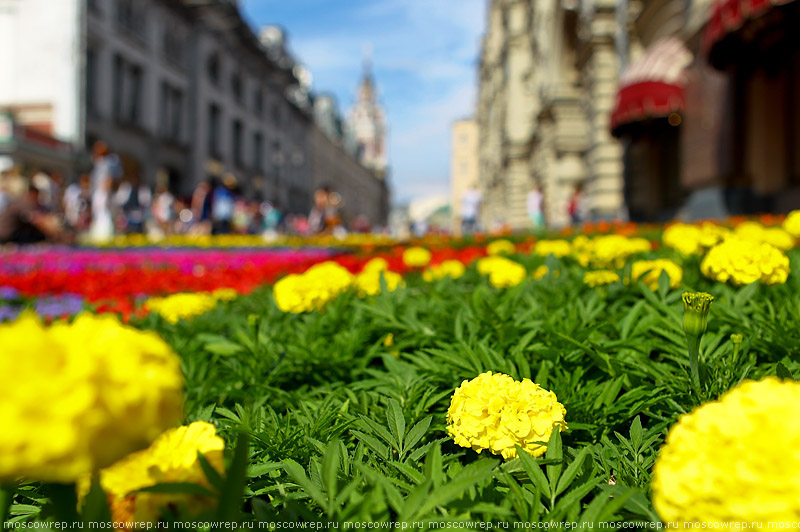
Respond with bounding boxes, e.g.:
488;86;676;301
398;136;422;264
2;215;800;528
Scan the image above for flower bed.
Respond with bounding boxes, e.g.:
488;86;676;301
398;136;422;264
2;217;800;527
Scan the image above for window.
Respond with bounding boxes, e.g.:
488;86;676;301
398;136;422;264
253;132;263;170
112;54;143;126
232;120;243;166
207;54;220;85
159;82;183;142
208;104;221;156
254;89;263;115
116;0;146;38
232;74;243;104
163;25;186;66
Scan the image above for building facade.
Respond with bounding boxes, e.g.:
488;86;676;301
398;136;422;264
477;0;625;230
477;0;800;229
0;0;389;223
449;119;479;233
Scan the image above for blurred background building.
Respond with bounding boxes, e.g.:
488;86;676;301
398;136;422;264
0;0;389;225
473;0;800;230
449;118;479;234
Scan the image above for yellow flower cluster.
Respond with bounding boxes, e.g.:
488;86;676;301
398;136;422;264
784;210;800;237
102;233;398;249
272;261;355;313
733;221;795;251
354;269;403;296
402;247;432;267
0;313;183;482
447;372;567;460
572;235;652;268
144;290;234;324
583;270;621;287
652;378;800;524
486;239;516;256
362;257;389;272
476;256;526;288
422;260;466;281
631;259;683;290
532;265;550;280
700;238;789;286
662;222;730;255
533;240;572;258
79;422;225;525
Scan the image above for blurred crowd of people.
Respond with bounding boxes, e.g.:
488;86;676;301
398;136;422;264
0;141;376;245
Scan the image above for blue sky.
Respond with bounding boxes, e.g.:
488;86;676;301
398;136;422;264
239;0;486;204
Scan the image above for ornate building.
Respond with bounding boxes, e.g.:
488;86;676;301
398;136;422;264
477;0;626;229
348;58;388;179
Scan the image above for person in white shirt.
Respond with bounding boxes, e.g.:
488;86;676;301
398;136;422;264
527;186;545;231
461;186;481;235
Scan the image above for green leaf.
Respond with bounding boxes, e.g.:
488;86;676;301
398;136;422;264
630;415;643;450
516;446;550;498
197;451;225;492
402;416;432;457
554;447;589;498
282;459;327;510
217;430;250;522
321;439;340;515
386;399;406;451
81;475;111;526
777;362;794;380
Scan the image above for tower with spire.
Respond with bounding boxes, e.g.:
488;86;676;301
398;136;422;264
347;45;387;179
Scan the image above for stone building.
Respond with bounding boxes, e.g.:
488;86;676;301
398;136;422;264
477;0;625;229
449;118;479;233
0;0;389;222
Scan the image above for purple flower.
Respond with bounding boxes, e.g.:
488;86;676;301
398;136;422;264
0;304;20;322
33;294;85;318
0;287;20;300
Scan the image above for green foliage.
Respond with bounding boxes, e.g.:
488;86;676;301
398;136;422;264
8;246;800;527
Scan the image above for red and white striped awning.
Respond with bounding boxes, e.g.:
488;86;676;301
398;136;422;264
610;38;693;135
703;0;796;68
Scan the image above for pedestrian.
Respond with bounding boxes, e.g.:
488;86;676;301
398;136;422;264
151;186;174;236
308;185;331;234
190;181;213;235
567;183;587;225
0;185;65;244
460;185;481;235
527;185;545;231
211;175;236;234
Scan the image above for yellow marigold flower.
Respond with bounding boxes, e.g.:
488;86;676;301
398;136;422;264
701;238;789;286
422;260;466;281
79;422;225;525
577;235;652;268
631;259;682;290
533;265;549;280
583;270;620;287
487;239;516;256
354;269;403;296
0;313;183;482
652;378;800;524
211;288;239;301
477;256;526;288
762;228;795;251
533;240;571;258
383;333;394;347
362;257;389;273
447;372;567;460
144;292;220;324
402;247;432;267
273;261;354;313
663;224;703;255
783;210;800;237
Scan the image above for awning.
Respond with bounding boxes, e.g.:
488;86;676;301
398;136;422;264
703;0;796;68
610;38;693;136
